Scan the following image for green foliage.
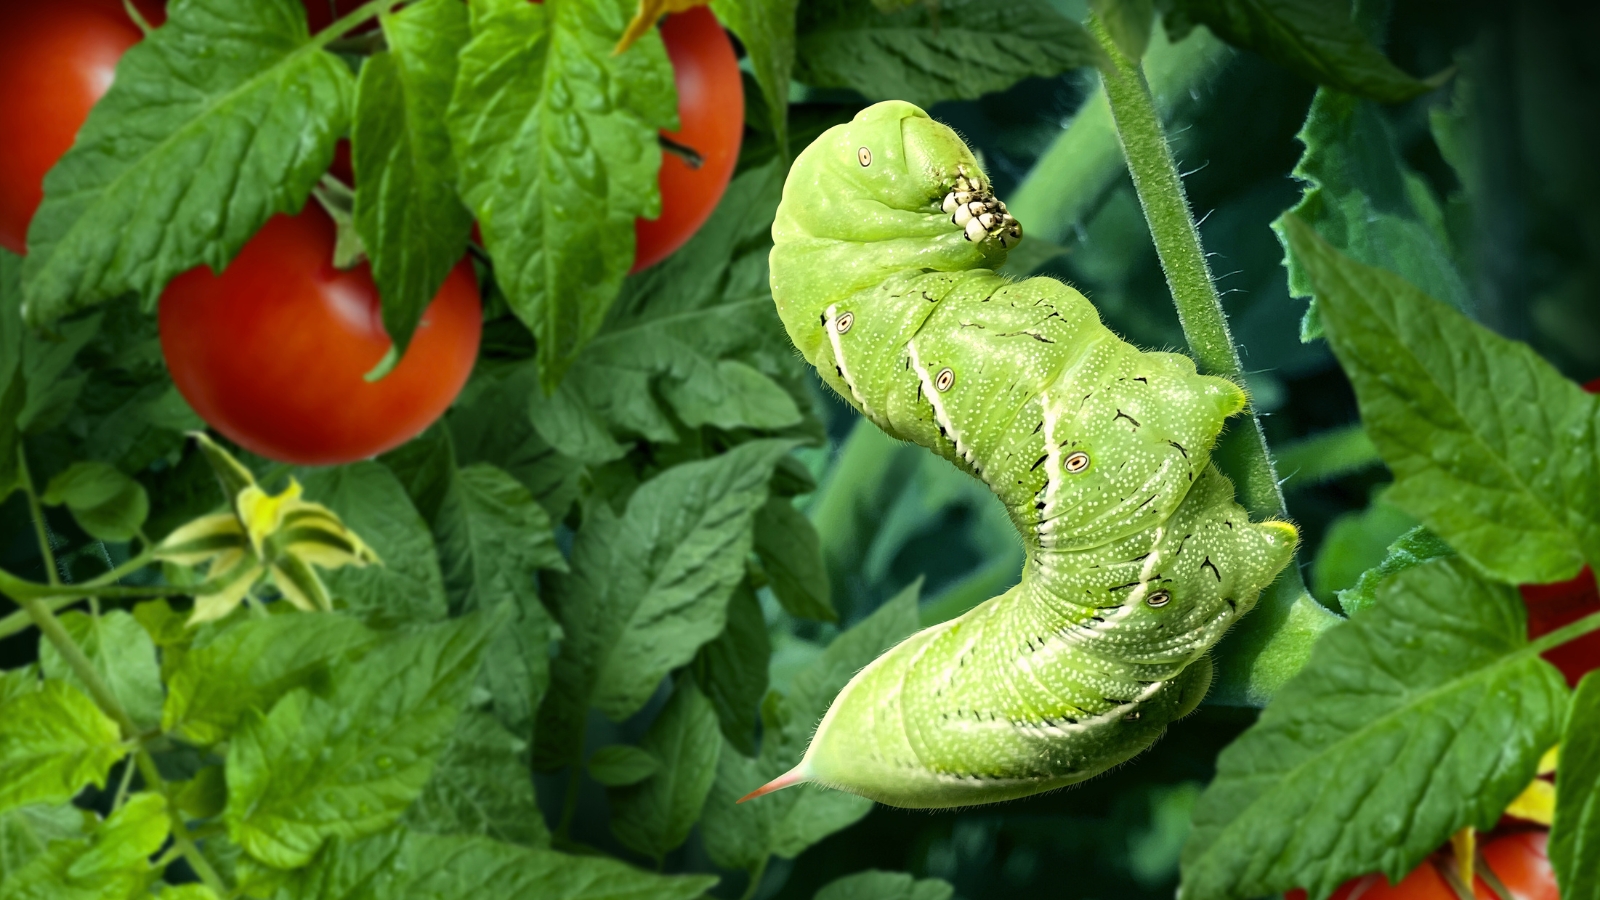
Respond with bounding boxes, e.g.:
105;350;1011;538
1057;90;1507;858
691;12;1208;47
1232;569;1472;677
795;0;1097;107
447;0;676;390
1092;0;1156;62
1286;215;1600;585
403;709;548;848
0;681;123;816
1;792;169;899
1309;488;1417;605
1553;673;1600;900
1182;559;1569;899
711;0;798;152
607;678;721;861
1334;526;1454;618
41;462;149;542
22;0;353;325
39;611;162;732
813;870;954;900
587;745;662;788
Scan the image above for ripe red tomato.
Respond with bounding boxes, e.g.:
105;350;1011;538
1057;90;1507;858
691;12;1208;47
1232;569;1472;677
159;205;481;466
631;7;743;273
1481;831;1558;900
0;0;161;254
1287;862;1480;900
301;0;371;33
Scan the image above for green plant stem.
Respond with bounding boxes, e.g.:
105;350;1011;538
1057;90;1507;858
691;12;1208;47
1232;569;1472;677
1088;13;1290;526
136;750;229;897
739;856;770;900
1526;609;1600;657
556;763;583;842
17;446;60;585
22;595;140;736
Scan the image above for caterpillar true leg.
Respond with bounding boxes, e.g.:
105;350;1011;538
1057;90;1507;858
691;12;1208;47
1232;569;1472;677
758;101;1296;809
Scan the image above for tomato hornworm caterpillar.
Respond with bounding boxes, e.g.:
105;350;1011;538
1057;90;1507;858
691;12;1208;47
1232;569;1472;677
750;101;1298;809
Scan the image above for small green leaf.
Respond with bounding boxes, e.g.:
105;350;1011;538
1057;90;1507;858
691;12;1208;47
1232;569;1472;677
535;440;793;768
693;582;771;755
1310;489;1419;605
38;611;163;732
795;0;1096;107
41;462;149;542
1170;0;1447;103
0;681;125;816
162;613;380;746
754;497;835;623
0;666;40;705
300;462;449;626
22;0;353;323
1;792;168;900
0;804;89;886
710;0;796;152
587;745;661;788
1552;671;1600;900
1335;526;1454;618
814;870;955;900
1091;0;1154;61
448;0;677;390
608;679;721;861
448;363;585;521
226;615;492;868
404;709;549;848
353;0;475;359
1180;558;1569;900
1274;424;1381;490
1283;214;1600;584
281;828;719;899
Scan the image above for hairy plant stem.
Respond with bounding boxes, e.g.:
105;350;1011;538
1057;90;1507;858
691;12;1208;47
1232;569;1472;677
739;856;771;900
1088;15;1303;581
556;762;584;842
18;447;60;585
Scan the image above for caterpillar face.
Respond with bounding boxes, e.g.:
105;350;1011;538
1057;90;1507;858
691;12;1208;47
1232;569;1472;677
756;102;1297;809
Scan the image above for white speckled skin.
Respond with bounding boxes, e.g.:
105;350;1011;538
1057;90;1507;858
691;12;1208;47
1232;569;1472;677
767;101;1297;808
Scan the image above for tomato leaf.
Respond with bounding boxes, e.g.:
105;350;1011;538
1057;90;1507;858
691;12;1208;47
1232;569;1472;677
225;614;492;869
588;745;662;788
815;870;955;900
0;804;88;885
1165;0;1448;103
448;364;586;521
692;581;771;754
1308;489;1418;607
608;679;721;861
711;0;797;152
699;582;920;871
353;0;475;361
41;461;149;543
1271;89;1470;341
1091;0;1155;62
794;0;1097;107
1283;214;1600;584
1552;671;1600;900
1180;558;1569;900
0;681;125;816
1;793;169;898
403;709;549;848
534;439;793;769
753;497;835;623
37;611;162;733
21;0;353;325
1334;526;1454;618
448;0;677;391
281;828;719;899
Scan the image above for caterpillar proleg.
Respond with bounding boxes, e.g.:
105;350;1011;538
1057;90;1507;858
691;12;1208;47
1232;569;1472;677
752;101;1297;809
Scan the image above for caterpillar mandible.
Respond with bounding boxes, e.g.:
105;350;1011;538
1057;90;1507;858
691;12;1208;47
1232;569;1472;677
751;101;1298;809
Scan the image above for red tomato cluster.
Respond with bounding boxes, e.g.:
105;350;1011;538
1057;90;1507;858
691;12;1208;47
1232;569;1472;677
0;0;745;465
1287;831;1558;900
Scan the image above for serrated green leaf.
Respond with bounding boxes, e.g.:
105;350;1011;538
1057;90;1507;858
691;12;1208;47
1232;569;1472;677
536;440;793;768
1170;0;1446;103
1552;671;1600;900
21;0;353;324
0;793;167;900
279;829;718;900
542;162;811;449
162;612;380;746
814;870;954;900
38;611;162;733
40;462;148;542
353;0;475;358
156;886;219;900
1092;0;1154;62
1272;89;1470;341
1283;214;1600;584
1275;424;1381;490
404;709;548;848
448;0;677;390
448;363;585;521
1309;489;1418;605
588;745;661;788
754;497;835;623
300;462;449;626
0;804;88;887
609;679;721;861
0;681;124;816
1335;526;1454;618
711;0;796;152
1180;558;1569;900
699;737;773;873
377;423;457;525
226;615;492;868
795;0;1096;107
0;667;39;706
693;582;771;755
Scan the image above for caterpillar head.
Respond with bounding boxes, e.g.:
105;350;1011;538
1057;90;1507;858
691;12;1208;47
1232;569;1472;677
771;101;1022;365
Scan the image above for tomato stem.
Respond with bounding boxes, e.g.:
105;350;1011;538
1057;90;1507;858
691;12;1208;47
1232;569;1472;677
1525;608;1600;657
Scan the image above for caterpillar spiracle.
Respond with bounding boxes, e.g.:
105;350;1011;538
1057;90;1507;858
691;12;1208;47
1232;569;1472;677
749;101;1298;809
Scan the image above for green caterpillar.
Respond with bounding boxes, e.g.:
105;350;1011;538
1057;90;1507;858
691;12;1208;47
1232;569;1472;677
751;101;1297;809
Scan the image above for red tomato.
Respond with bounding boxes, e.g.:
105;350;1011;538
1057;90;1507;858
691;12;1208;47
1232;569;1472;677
1288;863;1480;900
631;6;743;273
1481;832;1559;900
0;0;161;254
301;0;371;33
159;205;481;466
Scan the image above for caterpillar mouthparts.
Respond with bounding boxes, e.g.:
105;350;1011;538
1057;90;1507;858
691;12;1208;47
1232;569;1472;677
763;100;1296;809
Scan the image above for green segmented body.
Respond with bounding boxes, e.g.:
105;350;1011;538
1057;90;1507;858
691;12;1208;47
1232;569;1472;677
758;101;1297;809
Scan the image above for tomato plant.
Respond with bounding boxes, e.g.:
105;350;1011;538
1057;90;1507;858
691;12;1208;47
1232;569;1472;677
0;0;158;254
1288;831;1558;900
158;205;481;466
631;6;743;274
